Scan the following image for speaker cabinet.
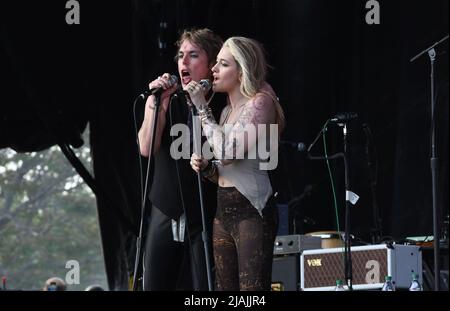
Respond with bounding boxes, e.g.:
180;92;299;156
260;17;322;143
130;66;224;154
301;244;422;290
271;254;299;291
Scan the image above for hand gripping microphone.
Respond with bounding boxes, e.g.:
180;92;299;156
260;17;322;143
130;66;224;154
178;79;212;105
139;75;179;98
198;79;211;92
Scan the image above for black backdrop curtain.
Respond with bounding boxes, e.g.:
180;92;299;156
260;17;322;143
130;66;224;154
1;0;448;290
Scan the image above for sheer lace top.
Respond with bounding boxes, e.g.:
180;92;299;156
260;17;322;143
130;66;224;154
201;82;279;215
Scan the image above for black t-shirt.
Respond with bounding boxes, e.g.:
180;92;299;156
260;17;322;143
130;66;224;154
149;92;226;227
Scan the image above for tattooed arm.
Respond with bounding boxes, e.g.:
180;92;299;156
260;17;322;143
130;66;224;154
202;93;276;165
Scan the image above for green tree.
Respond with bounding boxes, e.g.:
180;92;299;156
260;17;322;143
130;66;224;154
0;131;107;291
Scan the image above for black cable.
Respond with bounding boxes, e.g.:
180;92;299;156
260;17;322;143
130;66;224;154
133;90;202;290
132;96;145;206
131;92;162;291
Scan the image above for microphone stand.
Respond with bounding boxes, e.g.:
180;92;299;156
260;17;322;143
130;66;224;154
132;91;162;291
410;34;449;291
307;120;354;290
307;120;329;155
340;122;353;290
363;124;382;244
189;104;213;291
287;185;314;234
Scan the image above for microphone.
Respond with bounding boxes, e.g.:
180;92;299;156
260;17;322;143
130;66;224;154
199;79;211;92
178;79;211;94
280;140;307;152
139;75;179;98
177;79;212;107
330;112;358;123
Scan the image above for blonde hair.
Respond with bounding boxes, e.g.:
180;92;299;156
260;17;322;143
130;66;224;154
224;36;285;132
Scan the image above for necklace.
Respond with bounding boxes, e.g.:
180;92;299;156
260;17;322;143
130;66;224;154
222;101;247;125
205;91;216;106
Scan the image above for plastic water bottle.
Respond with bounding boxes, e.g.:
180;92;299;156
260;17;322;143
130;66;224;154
408;273;422;291
334;279;346;291
381;275;395;291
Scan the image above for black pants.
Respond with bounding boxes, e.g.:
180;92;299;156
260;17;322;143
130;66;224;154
143;205;210;290
213;187;278;291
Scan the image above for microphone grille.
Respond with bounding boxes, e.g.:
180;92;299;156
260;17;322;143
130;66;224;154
199;79;211;92
169;75;179;86
297;142;307;152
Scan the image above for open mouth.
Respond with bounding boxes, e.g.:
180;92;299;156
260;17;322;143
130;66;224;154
180;70;191;85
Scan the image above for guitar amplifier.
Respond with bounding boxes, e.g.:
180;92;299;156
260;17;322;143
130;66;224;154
271;235;321;291
273;235;322;255
300;244;422;291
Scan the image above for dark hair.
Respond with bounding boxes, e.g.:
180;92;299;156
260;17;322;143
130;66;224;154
175;28;223;65
43;277;67;291
85;284;105;291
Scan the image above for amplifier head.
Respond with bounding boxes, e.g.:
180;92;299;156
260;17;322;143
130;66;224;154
273;235;321;255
